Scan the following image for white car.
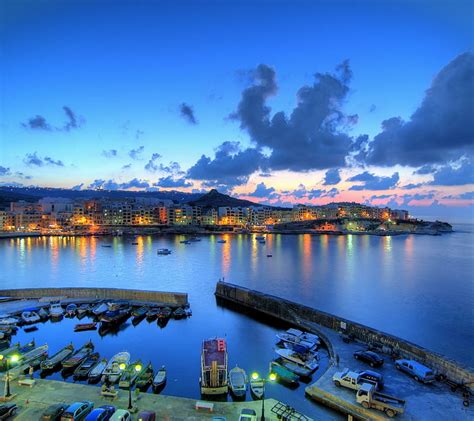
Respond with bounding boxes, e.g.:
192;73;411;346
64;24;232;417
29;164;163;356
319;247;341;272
110;409;131;421
238;409;257;421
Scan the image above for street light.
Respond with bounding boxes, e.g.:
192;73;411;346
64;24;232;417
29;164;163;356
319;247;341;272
1;354;19;399
128;363;142;410
251;371;276;421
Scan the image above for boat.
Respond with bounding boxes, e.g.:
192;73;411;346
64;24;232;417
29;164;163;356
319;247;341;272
255;235;265;240
157;248;172;255
3;344;49;380
101;351;131;383
18;343;48;367
269;360;299;387
74;322;97;332
24;326;38;333
88;358;108;383
200;338;228;395
146;308;160;321
38;308;49;320
131;242;139;245
180;240;191;244
250;377;264;399
49;302;64;319
119;359;142;389
135;362;154;391
62;341;94;369
229;366;247;399
217;240;226;244
131;306;148;318
267;254;273;258
101;244;112;248
92;302;109;316
276;328;320;351
152;365;166;392
73;352;100;380
77;303;91;317
172;307;186;319
65;304;78;317
157;307;172;319
274;357;313;379
21;310;41;324
258;240;266;244
0;317;19;325
41;344;75;371
274;348;319;372
100;309;129;325
189;237;201;242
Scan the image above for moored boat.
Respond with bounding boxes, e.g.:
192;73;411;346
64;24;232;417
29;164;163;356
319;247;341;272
77;303;91;317
49;302;64;319
101;351;130;383
0;317;19;325
250;377;264;399
269;360;299;387
3;344;49;380
73;352;100;380
200;338;228;396
172;307;186;319
74;322;97;332
38;307;49;320
92;302;109;316
152;365;166;392
276;328;320;350
88;358;108;383
100;309;129;325
229;366;247;399
274;357;313;379
41;344;74;371
131;306;148;318
65;303;78;317
21;310;41;324
146;308;160;321
62;341;94;369
157;307;172;319
274;348;318;372
157;248;172;255
119;359;142;389
135;361;154;391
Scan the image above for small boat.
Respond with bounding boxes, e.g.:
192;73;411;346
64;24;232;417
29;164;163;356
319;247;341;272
180;240;191;244
0;317;19;325
250;377;264;399
92;303;109;316
21;311;41;324
157;307;172;319
88;358;108;383
38;308;49;320
100;309;129;325
102;351;130;384
189;237;201;242
73;352;100;380
267;254;273;258
229;366;247;399
135;362;154;391
217;240;227;244
146;308;160;321
275;357;313;379
119;359;142;389
65;303;78;317
3;344;49;380
131;242;139;245
62;341;94;369
157;248;172;255
152;365;166;392
18;339;36;355
200;338;228;396
41;344;75;371
77;303;91;317
274;348;318;372
276;328;320;351
131;306;148;318
101;245;112;248
24;326;38;333
172;307;186;319
269;361;299;387
258;240;266;244
0;341;34;370
74;322;97;332
255;235;265;240
49;302;64;319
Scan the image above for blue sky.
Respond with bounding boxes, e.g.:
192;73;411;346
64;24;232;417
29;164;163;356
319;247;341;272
1;0;473;221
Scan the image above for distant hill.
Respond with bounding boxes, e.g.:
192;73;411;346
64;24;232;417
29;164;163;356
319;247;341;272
187;189;263;208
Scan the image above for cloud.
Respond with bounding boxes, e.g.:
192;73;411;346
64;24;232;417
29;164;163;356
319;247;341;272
0;166;11;176
159;161;184;175
284;184;339;201
154;176;192;188
135;130;144;139
122;164;132;170
430;159;474;186
15;172;32;180
21;115;52;131
120;178;150;189
401;183;423;190
21;106;85;132
144;153;162;172
362;52;474;167
102;149;118;158
179;103;198;125
413;164;435;175
62;106;84;131
24;152;63;167
71;183;84;191
88;178;150;190
129;146;144;160
348;171;399;190
323;168;341;185
443;191;474;200
187;141;265;187
369;104;377;113
44;156;64;166
248;182;276;198
230;61;356;171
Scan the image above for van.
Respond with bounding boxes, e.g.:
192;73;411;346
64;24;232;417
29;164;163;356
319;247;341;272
395;359;435;383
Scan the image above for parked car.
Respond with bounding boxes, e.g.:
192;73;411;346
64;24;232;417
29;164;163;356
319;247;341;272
0;403;17;420
395;359;435;383
238;409;257;421
354;350;384;367
85;406;116;421
61;401;94;421
109;410;131;421
41;403;69;421
359;370;384;389
137;411;156;421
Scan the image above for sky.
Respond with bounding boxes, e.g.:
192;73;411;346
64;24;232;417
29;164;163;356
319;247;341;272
0;0;473;222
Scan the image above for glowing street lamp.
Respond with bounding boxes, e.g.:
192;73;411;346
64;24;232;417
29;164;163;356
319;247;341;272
1;353;19;398
251;371;276;421
128;363;143;410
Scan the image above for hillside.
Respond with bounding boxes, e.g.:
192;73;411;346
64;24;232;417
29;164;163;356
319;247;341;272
187;189;263;208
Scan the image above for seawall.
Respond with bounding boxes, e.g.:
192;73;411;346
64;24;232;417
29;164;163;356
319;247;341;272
215;281;473;388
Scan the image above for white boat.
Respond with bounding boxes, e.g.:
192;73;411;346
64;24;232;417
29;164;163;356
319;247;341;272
250;378;264;399
157;248;172;255
0;317;19;325
21;311;41;324
3;344;49;380
101;351;131;383
275;348;319;372
276;328;320;350
49;302;64;318
92;303;109;316
229;366;247;398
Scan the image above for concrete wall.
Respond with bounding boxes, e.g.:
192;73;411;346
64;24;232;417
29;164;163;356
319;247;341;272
0;287;188;306
215;281;474;388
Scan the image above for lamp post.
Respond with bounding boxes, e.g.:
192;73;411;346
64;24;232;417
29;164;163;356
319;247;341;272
1;354;19;399
251;372;276;421
128;363;142;410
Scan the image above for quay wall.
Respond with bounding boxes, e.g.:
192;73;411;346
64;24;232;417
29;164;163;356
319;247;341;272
0;287;188;306
215;281;474;388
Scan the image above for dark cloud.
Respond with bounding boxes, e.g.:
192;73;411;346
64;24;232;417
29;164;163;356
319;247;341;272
401;183;423;190
135;130;144;139
248;182;276;198
443;191;474;200
348;171;399;190
120;178;150;189
323;168;341;185
363;53;474;167
154;176;192;188
413;165;436;175
62;106;84;131
102;149;118;158
88;178;149;190
122;164;132;170
144;153;162;172
15;172;32;180
285;184;339;201
129;146;144;160
0;166;11;176
71;183;84;191
44;156;64;166
230;61;356;171
258;172;273;178
23;152;44;167
21;115;52;131
187;141;265;187
369;104;377;113
159;161;185;175
21;106;84;132
430;159;474;186
179;103;198;125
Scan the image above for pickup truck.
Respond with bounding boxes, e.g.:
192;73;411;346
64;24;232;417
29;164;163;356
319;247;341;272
332;369;381;391
356;383;405;418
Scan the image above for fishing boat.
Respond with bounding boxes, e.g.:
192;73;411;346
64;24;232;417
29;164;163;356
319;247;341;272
269;361;299;387
21;310;41;324
200;338;228;396
274;357;313;379
276;328;320;350
266;254;273;257
157;307;172;319
172;307;186;319
77;303;91;317
119;359;142;389
24;326;38;333
250;377;264;399
100;309;129;325
131;306;148;318
274;348;319;372
146;308;160;321
49;302;64;319
157;248;172;255
101;351;130;384
217;240;226;244
92;302;109;316
136;362;154;391
65;303;78;317
88;358;108;383
0;317;19;325
17;343;48;368
73;352;100;380
229;366;247;399
41;344;75;371
74;322;97;332
38;307;49;320
3;344;49;380
62;341;94;369
152;365;166;392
